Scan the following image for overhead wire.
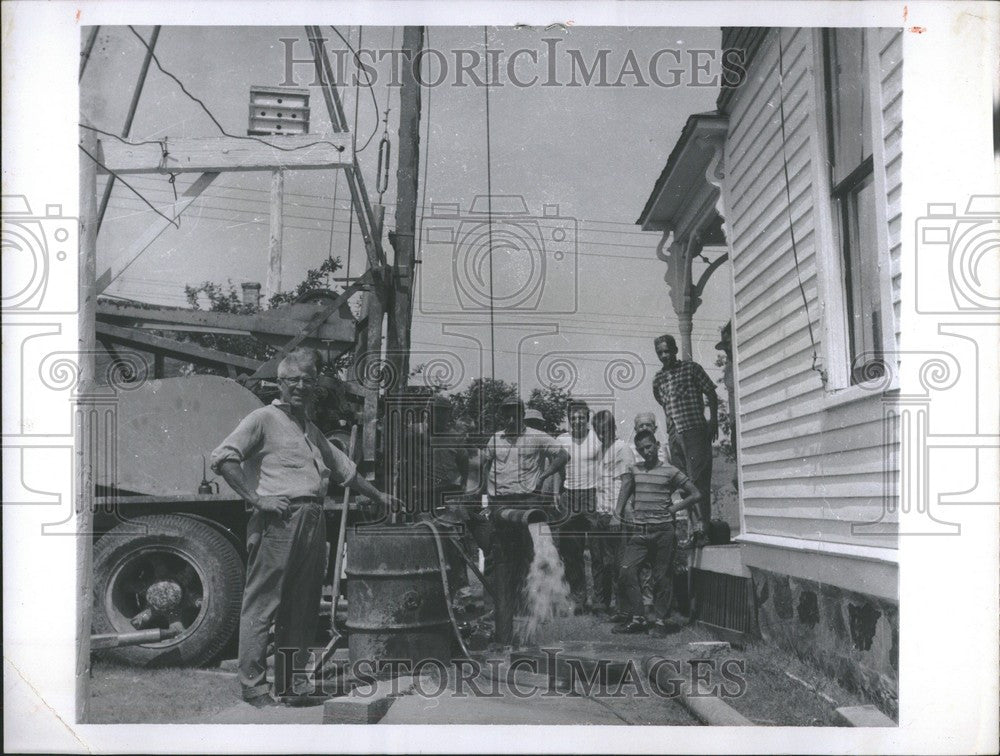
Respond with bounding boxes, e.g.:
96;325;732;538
328;25;380;151
345;24;363;281
483;26;498;449
123;26;345;154
776;30;824;383
106;173;695;241
414;26;431;309
78;143;179;228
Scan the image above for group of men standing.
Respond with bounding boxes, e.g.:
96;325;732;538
210;331;720;706
475;332;720;640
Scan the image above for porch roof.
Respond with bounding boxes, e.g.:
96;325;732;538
636;111;728;234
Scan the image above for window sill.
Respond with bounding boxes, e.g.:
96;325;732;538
820;379;900;411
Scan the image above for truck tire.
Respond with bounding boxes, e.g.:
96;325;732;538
93;514;244;668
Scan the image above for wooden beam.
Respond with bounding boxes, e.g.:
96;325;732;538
96;321;264;372
266;170;284;303
79;26;100;81
95;134;352;175
96;26;161;236
307;26;349;132
304;25;387;274
96;301;357;344
248;273;373;381
76;124;99;723
693;252;729;299
96;171;219;294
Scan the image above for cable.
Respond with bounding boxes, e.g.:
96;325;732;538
106;173;698;241
414;27;431;287
483;25;501;478
415;520;472;659
776;31;824;383
329;25;380;151
345;25;362;279
124;26;345;154
80;124;165;146
78;143;179;228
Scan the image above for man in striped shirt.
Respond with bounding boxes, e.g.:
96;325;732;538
613;428;701;635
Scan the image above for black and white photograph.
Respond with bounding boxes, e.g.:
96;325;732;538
2;2;998;753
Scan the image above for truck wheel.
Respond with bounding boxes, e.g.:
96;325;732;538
93;514;244;667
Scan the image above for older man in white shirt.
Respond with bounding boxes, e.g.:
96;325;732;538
212;348;398;707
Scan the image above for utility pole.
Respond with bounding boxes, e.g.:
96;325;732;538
265;169;284;304
386;26;424;386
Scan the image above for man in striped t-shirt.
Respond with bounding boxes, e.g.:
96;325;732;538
613;428;701;635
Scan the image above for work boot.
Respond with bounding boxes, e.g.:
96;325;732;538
244;693;279;709
647;619;682;637
611;617;647;634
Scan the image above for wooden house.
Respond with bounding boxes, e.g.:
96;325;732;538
637;27;902;716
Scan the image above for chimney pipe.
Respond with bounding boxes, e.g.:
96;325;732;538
241;281;261;308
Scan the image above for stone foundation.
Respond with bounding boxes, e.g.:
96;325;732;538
749;567;898;720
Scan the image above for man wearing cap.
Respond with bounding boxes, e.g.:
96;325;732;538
479;397;567;645
212;347;400;707
652;334;719;528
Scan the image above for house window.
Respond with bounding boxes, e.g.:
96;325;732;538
822;29;884;385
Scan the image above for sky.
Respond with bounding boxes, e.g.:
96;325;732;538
84;24;733;437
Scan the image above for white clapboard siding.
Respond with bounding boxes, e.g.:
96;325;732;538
727;28;902;551
880;28;904;348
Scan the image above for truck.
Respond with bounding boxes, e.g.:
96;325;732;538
90;293;369;668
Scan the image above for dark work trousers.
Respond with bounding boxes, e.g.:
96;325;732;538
487;493;538;645
668;424;713;526
554;488;597;609
239;499;326;700
589;513;622;612
441;491;492;594
620;522;677;622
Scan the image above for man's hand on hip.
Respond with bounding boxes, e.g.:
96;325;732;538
253;495;291;516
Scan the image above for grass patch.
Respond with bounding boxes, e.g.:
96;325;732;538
87;660;241;724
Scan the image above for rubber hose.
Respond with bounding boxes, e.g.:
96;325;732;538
414;520;473;660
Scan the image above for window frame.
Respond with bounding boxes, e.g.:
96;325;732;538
809;27;898;397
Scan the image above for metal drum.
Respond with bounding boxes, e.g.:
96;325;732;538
345;524;452;675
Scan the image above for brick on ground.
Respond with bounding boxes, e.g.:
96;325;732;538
322;676;417;725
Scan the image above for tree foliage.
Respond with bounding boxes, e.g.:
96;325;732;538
180;257;345;375
445;377;573;440
526;385;573;435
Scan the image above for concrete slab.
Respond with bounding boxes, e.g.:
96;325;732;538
834;704;897;727
206;700;326;725
381;691;625;725
678;688;755;727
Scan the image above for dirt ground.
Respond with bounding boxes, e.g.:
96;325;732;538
88;611;862;726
